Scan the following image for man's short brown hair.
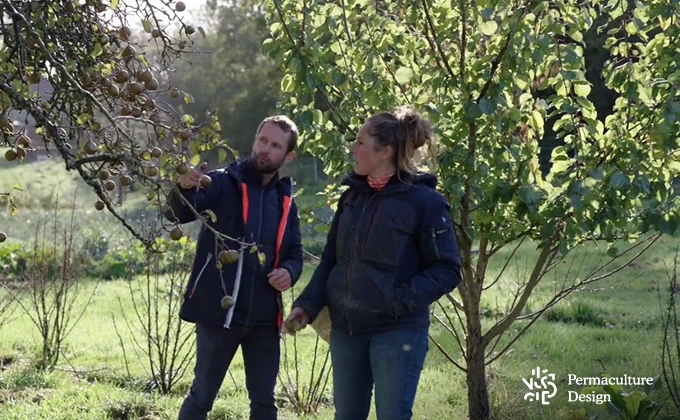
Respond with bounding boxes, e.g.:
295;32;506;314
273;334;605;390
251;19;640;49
255;115;298;153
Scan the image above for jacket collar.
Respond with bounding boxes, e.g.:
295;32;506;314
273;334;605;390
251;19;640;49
342;170;413;194
225;158;293;196
341;169;438;195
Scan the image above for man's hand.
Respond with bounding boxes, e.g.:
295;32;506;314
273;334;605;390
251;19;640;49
268;268;292;292
284;307;311;335
178;162;208;190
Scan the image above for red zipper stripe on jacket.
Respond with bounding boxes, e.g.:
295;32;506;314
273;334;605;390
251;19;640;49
241;183;249;225
274;195;292;329
274;195;291;269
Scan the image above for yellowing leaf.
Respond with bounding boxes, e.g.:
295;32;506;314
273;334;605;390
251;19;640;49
395;67;414;84
142;20;153;33
203;210;217;223
281;74;294;92
574;81;591;97
480;21;498;36
191;154;201;166
531;109;544;130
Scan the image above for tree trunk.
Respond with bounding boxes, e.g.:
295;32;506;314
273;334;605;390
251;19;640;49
467;320;490;419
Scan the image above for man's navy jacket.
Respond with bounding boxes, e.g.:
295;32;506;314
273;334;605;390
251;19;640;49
164;158;303;329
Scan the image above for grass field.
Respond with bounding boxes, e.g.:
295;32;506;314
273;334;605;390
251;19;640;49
1;157;679;419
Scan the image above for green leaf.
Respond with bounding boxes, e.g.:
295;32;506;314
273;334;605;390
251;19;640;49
314;224;330;234
93;43;103;57
464;102;482;120
480;21;498;36
142;20;153;33
518;186;541;205
568;27;583;42
395;67;414;84
574;81;591;97
9;196;17;217
184;93;195;105
111;0;118;9
533;2;548;12
331;72;346;86
77;113;92;125
530;109;544;130
182;114;195;125
610;172;629;190
479;98;494;115
218;148;228;163
589;168;605;180
606;246;619;257
606;0;628;20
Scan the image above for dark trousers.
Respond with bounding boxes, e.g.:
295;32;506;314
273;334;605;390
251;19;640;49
179;323;280;420
330;327;429;420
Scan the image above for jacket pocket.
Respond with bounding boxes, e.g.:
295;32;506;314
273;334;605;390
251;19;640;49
361;200;416;268
335;197;356;260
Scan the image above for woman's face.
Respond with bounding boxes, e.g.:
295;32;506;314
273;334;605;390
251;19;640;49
351;123;388;176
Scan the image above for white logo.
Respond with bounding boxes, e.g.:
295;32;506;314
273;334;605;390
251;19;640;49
522;367;557;405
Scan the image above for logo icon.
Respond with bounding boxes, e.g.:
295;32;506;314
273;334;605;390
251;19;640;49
522;366;557;405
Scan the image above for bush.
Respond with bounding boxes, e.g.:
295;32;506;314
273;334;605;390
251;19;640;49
0;243;27;277
544;301;609;327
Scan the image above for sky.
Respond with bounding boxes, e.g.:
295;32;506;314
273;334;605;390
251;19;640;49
104;0;213;34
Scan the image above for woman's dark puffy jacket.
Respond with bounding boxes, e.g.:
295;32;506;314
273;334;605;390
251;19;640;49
294;170;462;336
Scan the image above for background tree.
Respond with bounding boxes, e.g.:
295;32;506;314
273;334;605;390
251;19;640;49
170;0;283;157
263;0;680;418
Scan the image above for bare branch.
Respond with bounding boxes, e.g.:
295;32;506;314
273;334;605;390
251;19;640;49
428;333;467;372
483;235;526;291
483;237;556;346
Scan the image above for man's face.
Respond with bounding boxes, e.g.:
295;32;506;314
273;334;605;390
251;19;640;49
251;122;293;174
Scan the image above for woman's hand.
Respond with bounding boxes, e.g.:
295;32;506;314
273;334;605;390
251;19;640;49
284;307;311;335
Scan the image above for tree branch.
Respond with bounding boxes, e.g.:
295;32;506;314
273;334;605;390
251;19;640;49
428;333;467;372
0;80;156;249
476;32;512;103
421;0;456;81
482;236;556;346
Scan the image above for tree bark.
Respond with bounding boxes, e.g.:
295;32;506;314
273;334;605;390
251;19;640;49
466;325;490;419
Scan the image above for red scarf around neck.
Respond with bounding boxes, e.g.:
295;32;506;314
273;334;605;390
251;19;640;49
368;173;394;191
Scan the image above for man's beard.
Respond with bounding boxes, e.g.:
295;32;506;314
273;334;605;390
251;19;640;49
251;155;281;175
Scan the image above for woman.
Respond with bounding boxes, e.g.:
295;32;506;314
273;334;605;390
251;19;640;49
284;106;462;420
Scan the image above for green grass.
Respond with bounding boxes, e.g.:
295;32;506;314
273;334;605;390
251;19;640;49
1;157;679;419
1;236;678;419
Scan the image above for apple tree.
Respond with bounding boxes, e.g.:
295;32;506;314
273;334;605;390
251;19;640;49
0;0;242;249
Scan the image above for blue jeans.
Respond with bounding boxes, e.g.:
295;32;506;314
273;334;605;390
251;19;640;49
178;323;280;420
330;327;429;420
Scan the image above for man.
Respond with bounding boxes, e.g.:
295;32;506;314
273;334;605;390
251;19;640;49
164;116;303;420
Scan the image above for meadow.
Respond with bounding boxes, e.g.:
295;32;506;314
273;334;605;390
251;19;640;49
0;154;678;419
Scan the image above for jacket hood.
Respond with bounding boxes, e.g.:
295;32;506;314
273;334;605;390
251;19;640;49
411;172;438;189
224;158;294;195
